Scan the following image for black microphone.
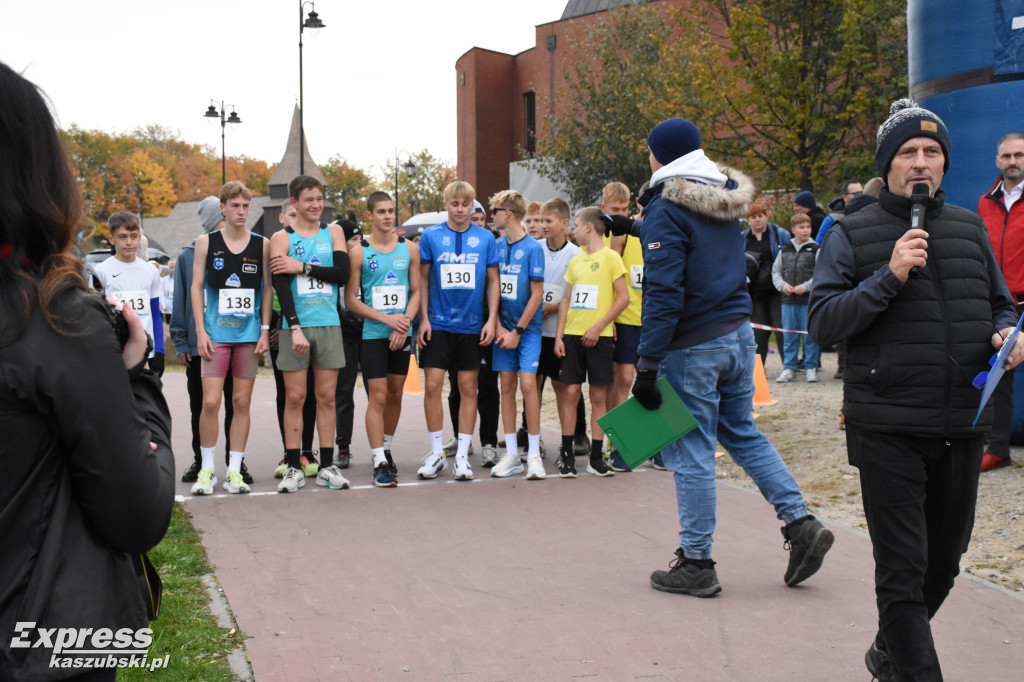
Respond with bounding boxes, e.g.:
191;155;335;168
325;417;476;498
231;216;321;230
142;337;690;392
910;182;930;273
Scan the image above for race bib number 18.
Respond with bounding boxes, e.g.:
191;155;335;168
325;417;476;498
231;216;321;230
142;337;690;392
297;276;332;297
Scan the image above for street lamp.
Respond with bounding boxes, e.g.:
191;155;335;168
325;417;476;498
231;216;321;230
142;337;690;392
394;150;416;223
203;100;242;185
298;1;325;176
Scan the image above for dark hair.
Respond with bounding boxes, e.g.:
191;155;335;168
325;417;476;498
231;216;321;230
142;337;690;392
840;179;861;195
0;62;85;347
288;175;323;200
367;191;393;213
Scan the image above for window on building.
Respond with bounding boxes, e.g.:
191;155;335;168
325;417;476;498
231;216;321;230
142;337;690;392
524;91;536;154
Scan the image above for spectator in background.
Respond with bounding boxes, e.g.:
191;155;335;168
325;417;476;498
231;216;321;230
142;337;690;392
742;202;791;366
977;132;1024;472
523;201;544;239
772;213;820;383
827;179;864;220
793;190;827;239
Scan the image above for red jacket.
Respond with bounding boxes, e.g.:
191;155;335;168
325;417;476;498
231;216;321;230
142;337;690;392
979;177;1024;302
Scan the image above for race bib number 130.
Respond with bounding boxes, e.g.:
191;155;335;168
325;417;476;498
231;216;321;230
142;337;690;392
440;263;475;289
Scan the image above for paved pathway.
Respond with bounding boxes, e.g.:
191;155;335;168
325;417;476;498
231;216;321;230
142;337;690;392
166;371;1024;681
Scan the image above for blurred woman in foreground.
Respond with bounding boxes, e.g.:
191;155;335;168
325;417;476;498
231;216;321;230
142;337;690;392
0;61;175;681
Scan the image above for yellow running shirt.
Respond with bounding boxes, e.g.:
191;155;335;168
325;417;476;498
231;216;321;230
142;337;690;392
563;247;627;337
604;233;644;326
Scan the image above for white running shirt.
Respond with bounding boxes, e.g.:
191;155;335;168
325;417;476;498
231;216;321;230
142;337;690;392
541;238;582;337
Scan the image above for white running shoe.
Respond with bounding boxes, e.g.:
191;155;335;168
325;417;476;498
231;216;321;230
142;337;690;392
316;464;351;490
480;443;498;467
221;470;250;494
776;368;796;383
806;368;819;383
453;457;474;481
277;467;305;493
491;452;524;478
526;456;546;480
417;452;447;479
191;467;217;496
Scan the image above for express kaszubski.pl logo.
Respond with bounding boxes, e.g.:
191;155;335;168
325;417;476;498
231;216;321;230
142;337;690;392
11;622;170;671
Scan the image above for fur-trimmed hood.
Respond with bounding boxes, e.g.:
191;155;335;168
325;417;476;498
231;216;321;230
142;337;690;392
659;164;757;222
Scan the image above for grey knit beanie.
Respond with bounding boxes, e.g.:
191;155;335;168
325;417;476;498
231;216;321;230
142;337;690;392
875;98;950;178
197;196;224;232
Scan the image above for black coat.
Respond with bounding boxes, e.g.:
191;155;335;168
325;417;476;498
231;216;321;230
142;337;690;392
0;287;175;680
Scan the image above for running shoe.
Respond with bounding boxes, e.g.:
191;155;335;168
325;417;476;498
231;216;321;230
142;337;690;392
277;467;305;493
274;456;287;478
609;449;632;472
181;460;202;483
191;467;217;495
300;451;320;477
573;433;591;456
373;462;398;488
239;461;254;485
335;446;351;469
417;452;447;479
453;458;474;481
222;470;250;494
526;456;546;480
558;449;577;478
480;444;498;468
587;457;615;477
442;437;473;458
385;449;398;477
491;452;524;478
316;465;351;490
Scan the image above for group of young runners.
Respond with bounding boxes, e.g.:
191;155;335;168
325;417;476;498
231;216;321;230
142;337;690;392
97;175;650;494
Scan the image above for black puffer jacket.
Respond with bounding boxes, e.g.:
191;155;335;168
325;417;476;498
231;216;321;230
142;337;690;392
808;188;1017;436
0;286;175;680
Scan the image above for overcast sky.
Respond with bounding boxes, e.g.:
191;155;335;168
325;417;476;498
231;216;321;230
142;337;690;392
1;0;562;175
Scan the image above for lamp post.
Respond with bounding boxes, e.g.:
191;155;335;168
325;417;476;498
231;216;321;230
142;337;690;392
203;100;242;185
298;2;325;176
394;150;416;223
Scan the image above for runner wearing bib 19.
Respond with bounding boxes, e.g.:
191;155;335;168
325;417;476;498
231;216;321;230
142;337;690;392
346;191;421;488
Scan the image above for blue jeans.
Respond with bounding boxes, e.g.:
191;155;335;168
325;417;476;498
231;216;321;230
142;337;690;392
781;303;820;371
658;323;808;559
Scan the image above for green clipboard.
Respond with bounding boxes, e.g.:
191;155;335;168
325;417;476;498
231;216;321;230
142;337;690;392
597;377;697;469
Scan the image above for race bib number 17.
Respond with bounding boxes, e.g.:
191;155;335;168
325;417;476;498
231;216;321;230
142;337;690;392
570;284;599;310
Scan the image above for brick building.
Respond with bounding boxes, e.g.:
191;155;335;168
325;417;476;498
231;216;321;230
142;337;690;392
456;0;690;203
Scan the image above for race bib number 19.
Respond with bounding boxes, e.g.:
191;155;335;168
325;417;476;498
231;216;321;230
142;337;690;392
440;263;475;289
372;285;406;312
218;288;255;316
570;284;599;310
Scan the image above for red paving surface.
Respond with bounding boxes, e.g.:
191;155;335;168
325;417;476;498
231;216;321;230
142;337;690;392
165;371;1024;681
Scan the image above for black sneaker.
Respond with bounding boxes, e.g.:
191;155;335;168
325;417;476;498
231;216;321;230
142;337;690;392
782;516;835;587
650;548;722;597
865;643;895;682
517;427;528;449
557;448;577;478
609;449;632;472
372;462;398;488
239;460;254;485
385;449;398;477
586;456;615;477
181;460;202;483
572;433;591;456
336;447;351;469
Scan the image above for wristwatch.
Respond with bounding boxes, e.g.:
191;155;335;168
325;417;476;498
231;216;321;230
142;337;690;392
302;262;312;276
514;325;525;335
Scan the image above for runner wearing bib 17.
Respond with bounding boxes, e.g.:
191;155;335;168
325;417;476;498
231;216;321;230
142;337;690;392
269;176;352;494
346;191;421;488
189;182;272;496
416;181;499;482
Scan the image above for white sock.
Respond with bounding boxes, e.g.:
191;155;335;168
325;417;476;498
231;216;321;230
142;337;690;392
383;434;394;450
505;433;518;454
456;433;473;461
528;433;541;457
371;447;386;467
200;446;216;470
429;430;445;456
228;451;244;473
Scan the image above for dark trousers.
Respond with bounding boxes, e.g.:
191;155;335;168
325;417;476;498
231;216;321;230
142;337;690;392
270;343;316;452
335;335;363;449
750;291;783;364
985;301;1023;458
847;425;983;681
449;343;499;445
185;357;232;463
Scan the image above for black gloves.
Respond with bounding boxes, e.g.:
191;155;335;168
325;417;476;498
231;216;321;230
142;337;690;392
598;214;635;237
632;368;662;410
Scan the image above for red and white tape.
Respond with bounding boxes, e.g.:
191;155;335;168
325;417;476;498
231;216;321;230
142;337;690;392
750;323;808;335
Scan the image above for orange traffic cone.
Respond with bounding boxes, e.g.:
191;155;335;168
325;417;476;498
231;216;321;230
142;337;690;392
405;353;424;395
752;354;777;406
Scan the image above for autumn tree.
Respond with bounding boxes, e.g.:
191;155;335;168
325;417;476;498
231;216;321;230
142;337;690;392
320;155;378;220
383;150;458;224
537;0;907;202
